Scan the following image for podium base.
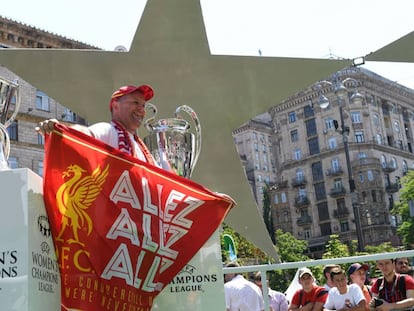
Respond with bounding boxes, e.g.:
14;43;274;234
0;168;60;311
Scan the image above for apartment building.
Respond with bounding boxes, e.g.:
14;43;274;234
0;16;96;173
233;113;276;212
267;66;414;257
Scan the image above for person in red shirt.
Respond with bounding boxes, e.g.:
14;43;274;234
371;259;414;311
288;268;328;311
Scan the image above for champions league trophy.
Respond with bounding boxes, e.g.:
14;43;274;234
0;77;20;169
144;104;201;178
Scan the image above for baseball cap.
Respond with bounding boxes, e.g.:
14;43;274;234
298;267;314;279
109;84;154;111
347;263;369;276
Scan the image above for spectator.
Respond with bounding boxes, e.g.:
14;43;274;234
253;272;289;311
370;259;414;311
324;267;366;311
224;262;264;311
395;257;411;275
348;263;372;311
288;268;328;311
322;264;340;291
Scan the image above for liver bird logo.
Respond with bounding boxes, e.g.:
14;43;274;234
55;164;109;246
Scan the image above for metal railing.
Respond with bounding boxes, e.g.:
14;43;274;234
223;250;414;311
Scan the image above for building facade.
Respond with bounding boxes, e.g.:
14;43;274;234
233;113;276;212
267;67;414;257
0;16;94;174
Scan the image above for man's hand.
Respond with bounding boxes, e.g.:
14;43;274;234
35;119;59;134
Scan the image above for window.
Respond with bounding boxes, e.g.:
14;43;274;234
314;182;326;201
294;148;301;160
296;168;304;181
7;121;18;141
281;192;287;203
254;143;258;151
320;223;332;236
317;202;329;221
304;104;314;118
358;152;367;159
359;173;364;182
375;134;382;144
340;221;349;232
334;178;343;189
367;170;374;181
381;155;387;168
308;137;320;155
291;129;299;142
355;131;365;143
373;113;380;126
288;111;296;123
332;158;340;171
8;156;18;169
298;187;306;198
62;108;77;122
328;137;337;149
38;161;44;177
390;157;397;169
325;118;335;130
304;229;312;239
305;119;317;137
351;111;362;123
36;91;50;111
274;194;279;204
37;133;44;145
394;121;401;133
312;162;324;181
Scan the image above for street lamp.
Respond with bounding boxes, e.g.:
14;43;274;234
317;77;365;252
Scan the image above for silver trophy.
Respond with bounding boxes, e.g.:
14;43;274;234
0;77;20;170
144;104;201;178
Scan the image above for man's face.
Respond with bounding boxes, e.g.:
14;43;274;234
376;260;395;276
350;268;367;286
112;91;146;132
332;273;348;293
299;273;314;290
395;258;410;273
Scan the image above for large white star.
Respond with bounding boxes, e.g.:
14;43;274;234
1;0;412;259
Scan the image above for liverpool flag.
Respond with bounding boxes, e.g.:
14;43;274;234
42;123;235;311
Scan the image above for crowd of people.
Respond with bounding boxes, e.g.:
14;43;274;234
223;257;414;311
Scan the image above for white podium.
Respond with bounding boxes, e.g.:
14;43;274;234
0;168;60;311
152;229;226;310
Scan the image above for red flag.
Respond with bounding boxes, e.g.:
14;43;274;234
42;124;235;311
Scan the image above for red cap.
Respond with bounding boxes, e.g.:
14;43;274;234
109;85;154;111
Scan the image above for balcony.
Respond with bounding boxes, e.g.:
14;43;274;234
329;186;346;198
334;207;349;218
294;196;310;207
297;215;312;226
292;177;307;187
382;162;397;173
325;167;344;176
385;182;399;193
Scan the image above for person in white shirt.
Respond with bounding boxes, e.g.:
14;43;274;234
324;267;365;311
253;271;288;311
224;263;264;311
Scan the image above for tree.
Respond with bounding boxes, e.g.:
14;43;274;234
262;186;275;243
392;170;414;247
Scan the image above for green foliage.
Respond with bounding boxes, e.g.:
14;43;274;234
322;234;350;259
393;170;414;247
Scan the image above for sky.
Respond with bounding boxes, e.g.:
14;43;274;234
2;0;414;88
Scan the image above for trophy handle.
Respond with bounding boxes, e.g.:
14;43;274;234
0;79;20;128
144;103;157;131
0;124;10;169
175;105;201;168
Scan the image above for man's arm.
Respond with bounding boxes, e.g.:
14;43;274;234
376;290;414;311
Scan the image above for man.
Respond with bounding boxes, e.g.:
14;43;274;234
348;263;372;311
395;257;411;275
324;267;366;311
224;263;264;311
322;264;340;291
253;272;288;311
288;268;328;311
37;84;161;166
370;259;414;311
